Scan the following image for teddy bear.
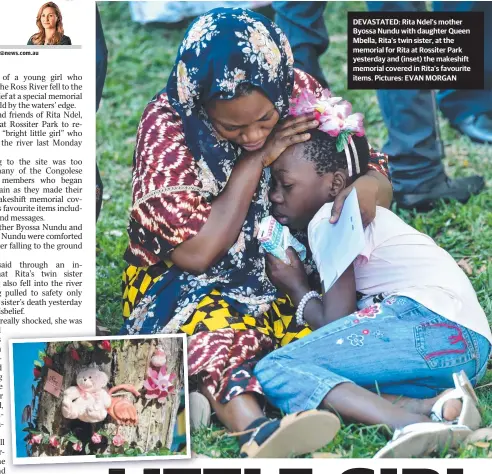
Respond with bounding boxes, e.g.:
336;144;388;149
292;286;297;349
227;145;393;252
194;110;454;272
62;367;112;423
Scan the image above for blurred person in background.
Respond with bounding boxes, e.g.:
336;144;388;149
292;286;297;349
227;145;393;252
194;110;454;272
273;1;490;210
128;1;273;25
28;2;71;45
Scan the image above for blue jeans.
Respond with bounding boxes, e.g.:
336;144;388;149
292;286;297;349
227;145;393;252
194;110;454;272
255;296;491;414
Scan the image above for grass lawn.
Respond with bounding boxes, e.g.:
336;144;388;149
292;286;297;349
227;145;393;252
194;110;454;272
96;1;492;458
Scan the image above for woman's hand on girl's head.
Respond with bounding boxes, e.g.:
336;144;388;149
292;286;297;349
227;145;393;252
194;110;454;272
265;248;310;303
330;175;379;228
258;113;319;167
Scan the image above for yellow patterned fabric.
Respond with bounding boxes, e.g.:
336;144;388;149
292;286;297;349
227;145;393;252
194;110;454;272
122;263;170;318
122;264;312;347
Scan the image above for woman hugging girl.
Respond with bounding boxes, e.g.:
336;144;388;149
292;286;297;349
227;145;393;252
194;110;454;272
255;89;492;458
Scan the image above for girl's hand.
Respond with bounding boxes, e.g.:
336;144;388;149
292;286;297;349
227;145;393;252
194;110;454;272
330;175;379;228
259;113;319;167
265;248;310;302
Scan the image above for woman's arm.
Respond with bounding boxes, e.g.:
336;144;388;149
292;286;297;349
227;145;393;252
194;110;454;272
171;114;318;274
330;151;392;227
170;154;264;274
368;169;393;208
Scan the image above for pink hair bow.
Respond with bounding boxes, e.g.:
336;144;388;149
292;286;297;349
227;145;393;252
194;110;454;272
289;89;365;152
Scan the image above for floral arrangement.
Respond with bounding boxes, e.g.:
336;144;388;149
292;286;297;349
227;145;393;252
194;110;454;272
32;340;114;379
143;365;177;404
289;89;365;152
25;426;127;455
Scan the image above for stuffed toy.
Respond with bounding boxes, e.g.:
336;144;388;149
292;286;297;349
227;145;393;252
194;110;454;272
150;345;167;368
62;367;112;423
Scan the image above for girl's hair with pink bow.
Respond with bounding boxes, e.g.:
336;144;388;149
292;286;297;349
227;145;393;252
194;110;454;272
290;89;369;179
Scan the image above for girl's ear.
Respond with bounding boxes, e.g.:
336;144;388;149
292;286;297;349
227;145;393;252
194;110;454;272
329;170;347;197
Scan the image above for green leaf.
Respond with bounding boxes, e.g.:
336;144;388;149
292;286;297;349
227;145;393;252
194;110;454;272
38;351;46;360
335;130;351;152
85;443;91;455
67;436;79;444
33;360;42;368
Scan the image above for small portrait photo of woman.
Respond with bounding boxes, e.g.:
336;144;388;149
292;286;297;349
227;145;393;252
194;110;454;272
28;1;71;45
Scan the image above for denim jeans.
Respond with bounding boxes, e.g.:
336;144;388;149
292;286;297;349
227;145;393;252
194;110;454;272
255;296;491;414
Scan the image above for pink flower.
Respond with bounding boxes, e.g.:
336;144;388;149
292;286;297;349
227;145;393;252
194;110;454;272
290;88;365;140
289;89;319;116
112;434;125;447
91;433;102;444
99;340;111;352
143;366;176;403
31;434;42;444
43;356;53;367
72;441;83;452
70;349;80;361
318;101;364;138
343;112;365;137
49;436;60;448
362;329;370;335
357;304;381;319
33;368;41;379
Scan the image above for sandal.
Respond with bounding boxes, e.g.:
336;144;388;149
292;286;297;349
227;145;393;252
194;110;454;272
430;370;481;430
189;392;211;432
238;410;340;458
373;422;472;458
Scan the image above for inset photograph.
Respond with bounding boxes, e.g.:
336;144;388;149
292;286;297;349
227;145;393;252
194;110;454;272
10;335;189;464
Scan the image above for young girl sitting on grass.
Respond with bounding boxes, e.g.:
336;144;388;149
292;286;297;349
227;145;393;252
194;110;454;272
254;91;492;458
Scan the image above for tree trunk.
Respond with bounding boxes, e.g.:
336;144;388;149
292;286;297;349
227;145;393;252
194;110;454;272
31;337;184;457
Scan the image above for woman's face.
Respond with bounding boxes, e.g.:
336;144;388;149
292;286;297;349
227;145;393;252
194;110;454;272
206;90;280;152
41;7;58;29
